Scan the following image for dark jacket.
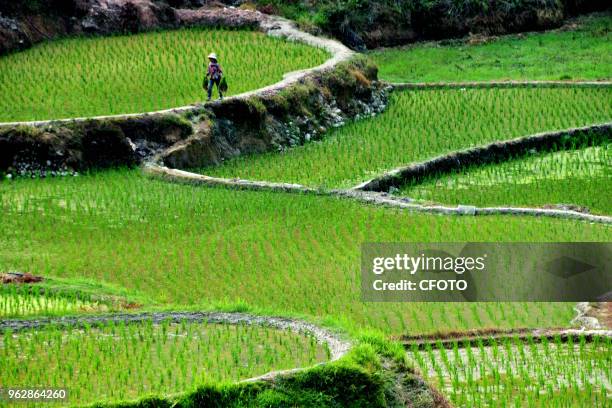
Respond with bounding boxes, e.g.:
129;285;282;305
207;62;223;80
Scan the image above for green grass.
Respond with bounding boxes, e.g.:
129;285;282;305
2;170;608;336
370;15;612;83
398;145;612;214
409;335;611;407
0;320;328;406
199;87;612;188
0;28;329;122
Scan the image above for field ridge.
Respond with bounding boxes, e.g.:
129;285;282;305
354;121;612;192
144;164;612;224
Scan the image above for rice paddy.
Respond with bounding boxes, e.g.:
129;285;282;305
0;320;329;406
409;335;612;407
0;28;329;122
398;144;612;214
370;15;612;83
0;285;110;318
200;87;612;188
1;170;606;336
2;12;611;407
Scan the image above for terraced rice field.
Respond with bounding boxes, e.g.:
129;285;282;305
200;87;612;188
1;10;611;407
1;171;606;336
398;144;611;214
409;335;611;407
0;28;329;122
0;320;328;406
370;15;612;83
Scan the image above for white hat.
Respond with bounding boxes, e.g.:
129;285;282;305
208;53;218;60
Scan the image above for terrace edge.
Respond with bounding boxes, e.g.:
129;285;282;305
353;122;612;192
143;146;612;225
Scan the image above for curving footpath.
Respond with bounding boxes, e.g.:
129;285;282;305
353;122;612;192
141;78;612;225
336;189;612;224
3;9;610;226
144;163;612;225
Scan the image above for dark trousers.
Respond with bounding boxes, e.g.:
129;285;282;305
207;78;222;99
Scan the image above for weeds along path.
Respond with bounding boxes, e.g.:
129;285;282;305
0;14;353;127
0;311;351;383
3;16;609;407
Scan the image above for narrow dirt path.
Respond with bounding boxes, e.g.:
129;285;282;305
142;111;612;224
337;190;612;224
3;12;609;407
143;164;612;224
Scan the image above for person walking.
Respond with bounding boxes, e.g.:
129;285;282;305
204;53;223;101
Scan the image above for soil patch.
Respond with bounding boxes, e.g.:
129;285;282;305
1;272;43;284
588;302;612;329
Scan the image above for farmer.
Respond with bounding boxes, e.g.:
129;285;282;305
204;52;224;101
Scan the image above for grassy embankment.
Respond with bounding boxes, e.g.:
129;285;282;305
1;14;611;408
